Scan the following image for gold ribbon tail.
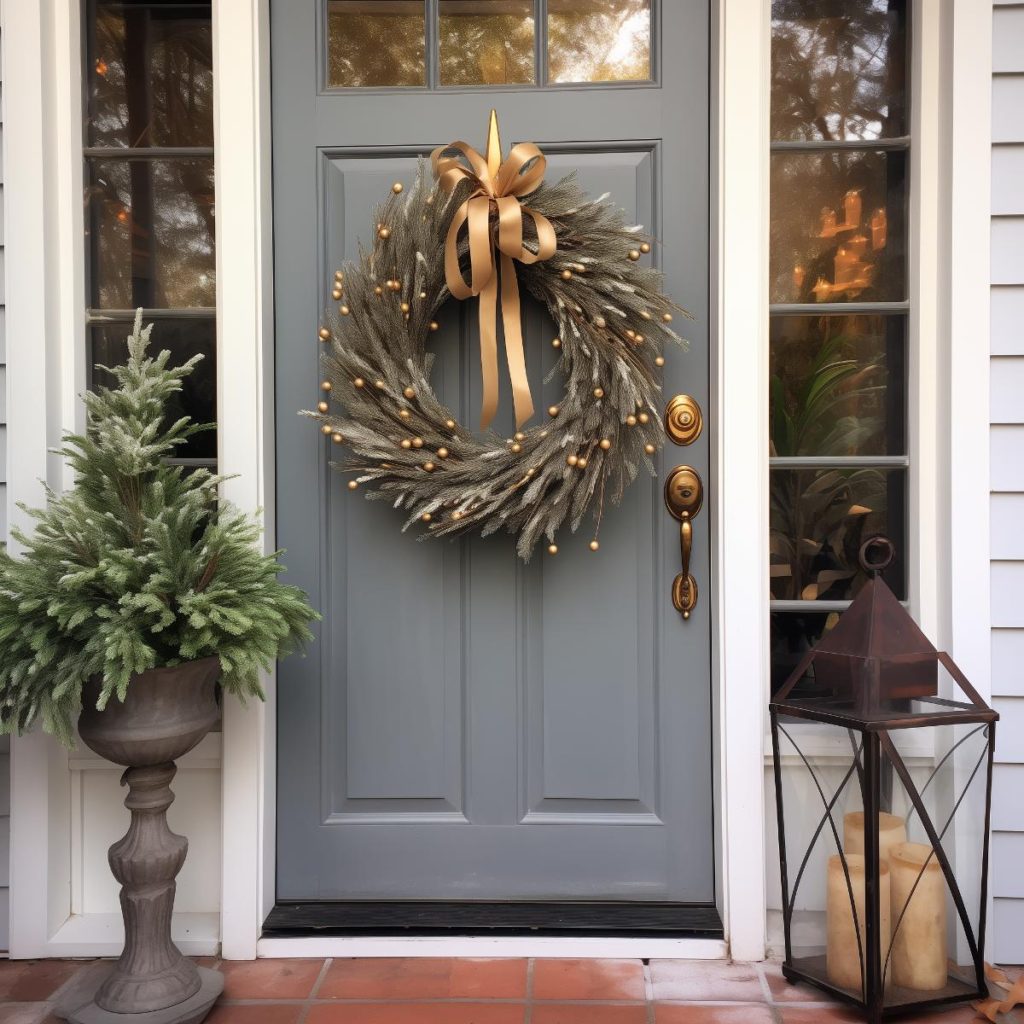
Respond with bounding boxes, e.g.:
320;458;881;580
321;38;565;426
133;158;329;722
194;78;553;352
478;272;500;431
499;253;534;429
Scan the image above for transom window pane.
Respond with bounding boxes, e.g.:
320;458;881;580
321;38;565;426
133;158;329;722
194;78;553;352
771;0;908;142
439;0;535;85
547;0;651;83
327;0;427;88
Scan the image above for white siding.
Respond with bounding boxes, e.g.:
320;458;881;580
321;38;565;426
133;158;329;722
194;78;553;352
991;1;1024;965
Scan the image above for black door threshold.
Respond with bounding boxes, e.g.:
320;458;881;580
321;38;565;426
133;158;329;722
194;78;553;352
263;901;723;938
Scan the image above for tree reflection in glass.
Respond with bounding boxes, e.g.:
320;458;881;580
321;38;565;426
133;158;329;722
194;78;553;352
440;0;534;85
771;0;907;142
548;0;651;83
327;0;426;87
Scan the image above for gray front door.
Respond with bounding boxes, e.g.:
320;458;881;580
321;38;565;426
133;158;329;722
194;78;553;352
273;0;713;906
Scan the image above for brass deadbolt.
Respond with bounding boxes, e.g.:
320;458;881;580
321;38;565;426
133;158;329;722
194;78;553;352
664;395;703;446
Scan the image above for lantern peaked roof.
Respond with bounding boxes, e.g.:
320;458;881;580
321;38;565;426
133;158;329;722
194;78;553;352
812;575;938;661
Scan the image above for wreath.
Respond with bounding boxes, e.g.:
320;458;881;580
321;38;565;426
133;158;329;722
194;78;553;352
309;112;688;560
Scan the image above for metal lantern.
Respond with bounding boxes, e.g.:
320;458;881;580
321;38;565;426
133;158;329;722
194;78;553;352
769;538;998;1023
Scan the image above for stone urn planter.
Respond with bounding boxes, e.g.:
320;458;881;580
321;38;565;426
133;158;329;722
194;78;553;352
71;656;225;1024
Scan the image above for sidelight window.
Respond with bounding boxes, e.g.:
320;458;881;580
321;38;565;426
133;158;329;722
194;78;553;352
325;0;653;89
768;0;911;692
84;0;217;466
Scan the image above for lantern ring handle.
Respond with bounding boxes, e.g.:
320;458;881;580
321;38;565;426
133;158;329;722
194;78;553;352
859;535;895;575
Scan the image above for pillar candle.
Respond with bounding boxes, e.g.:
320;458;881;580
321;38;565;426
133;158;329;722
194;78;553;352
844;189;863;229
844;811;907;864
827;853;891;994
889;842;947;991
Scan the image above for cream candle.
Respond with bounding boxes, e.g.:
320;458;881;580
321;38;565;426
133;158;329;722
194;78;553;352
827;853;892;994
889;842;947;991
844;811;907;864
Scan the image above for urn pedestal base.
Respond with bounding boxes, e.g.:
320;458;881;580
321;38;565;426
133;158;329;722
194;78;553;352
57;965;224;1024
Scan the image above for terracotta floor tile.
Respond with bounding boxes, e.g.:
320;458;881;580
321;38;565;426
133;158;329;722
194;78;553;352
206;1005;303;1024
217;959;325;999
532;959;646;1002
319;959;453;1000
649;960;764;1003
449;959;528;999
761;963;825;1003
0;1004;53;1024
0;962;85;1002
306;1002;525;1024
775;1007;867;1023
531;1005;648;1024
655;1006;776;1024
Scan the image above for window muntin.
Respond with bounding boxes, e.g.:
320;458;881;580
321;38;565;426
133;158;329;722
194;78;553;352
768;0;911;688
85;0;216;466
325;0;653;89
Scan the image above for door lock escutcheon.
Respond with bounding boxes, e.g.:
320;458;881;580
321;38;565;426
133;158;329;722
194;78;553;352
664;466;703;620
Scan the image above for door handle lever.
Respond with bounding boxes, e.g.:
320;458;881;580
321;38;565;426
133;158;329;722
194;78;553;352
664;466;703;621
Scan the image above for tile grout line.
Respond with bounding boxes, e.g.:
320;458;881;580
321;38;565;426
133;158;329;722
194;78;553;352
297;957;332;1024
755;960;776;1004
643;959;655;1024
523;958;534;1024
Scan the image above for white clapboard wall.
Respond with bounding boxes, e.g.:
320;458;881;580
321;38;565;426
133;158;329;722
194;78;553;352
990;0;1024;967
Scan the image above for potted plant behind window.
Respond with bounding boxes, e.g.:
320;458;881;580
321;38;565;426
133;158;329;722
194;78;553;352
0;312;319;1024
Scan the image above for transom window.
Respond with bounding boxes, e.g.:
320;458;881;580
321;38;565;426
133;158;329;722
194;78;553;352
84;0;216;467
768;0;911;693
325;0;653;89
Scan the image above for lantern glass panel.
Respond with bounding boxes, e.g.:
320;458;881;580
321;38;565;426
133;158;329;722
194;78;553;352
771;709;992;1016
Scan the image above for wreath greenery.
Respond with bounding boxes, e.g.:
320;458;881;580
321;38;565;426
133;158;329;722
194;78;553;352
309;137;688;560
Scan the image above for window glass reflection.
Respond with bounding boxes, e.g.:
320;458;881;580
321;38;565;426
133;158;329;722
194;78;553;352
770;314;905;457
87;159;216;309
327;0;426;87
548;0;651;83
440;0;534;85
770;149;906;304
89;1;214;148
770;467;906;602
771;0;907;141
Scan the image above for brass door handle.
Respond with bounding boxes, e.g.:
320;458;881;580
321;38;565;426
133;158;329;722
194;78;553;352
664;465;703;620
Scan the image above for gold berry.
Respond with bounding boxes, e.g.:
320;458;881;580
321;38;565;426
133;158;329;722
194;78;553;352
626;414;637;426
595;316;606;328
412;437;424;448
339;304;350;316
321;380;332;392
332;433;343;444
548;405;559;418
321;424;332;435
511;443;522;453
430;321;440;332
399;410;411;422
561;269;572;280
419;290;427;299
401;439;412;449
625;329;637;341
378;226;391;239
318;327;331;341
548;543;558;555
638;412;650;424
354;377;365;388
423;461;435;472
589;540;600;551
577;458;587;469
640;310;651;320
593;387;604;399
635;334;644;343
644;443;656;455
566;455;579;467
628;249;640;261
514;432;526;441
332;288;342;300
374;286;383;296
655;356;666;367
348;480;359;490
445;419;456;429
375;379;385;389
600;438;612;450
452;510;464;521
334;270;343;282
662;313;673;322
437;447;449;459
392;182;404;194
317;401;329;413
401;302;410;314
640;242;651;254
552;337;562;349
403;386;416;399
421;512;432;522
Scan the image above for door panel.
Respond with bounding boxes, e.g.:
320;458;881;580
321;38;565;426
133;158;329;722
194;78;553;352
273;0;713;905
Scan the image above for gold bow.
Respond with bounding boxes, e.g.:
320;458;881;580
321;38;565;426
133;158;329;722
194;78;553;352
432;110;557;430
